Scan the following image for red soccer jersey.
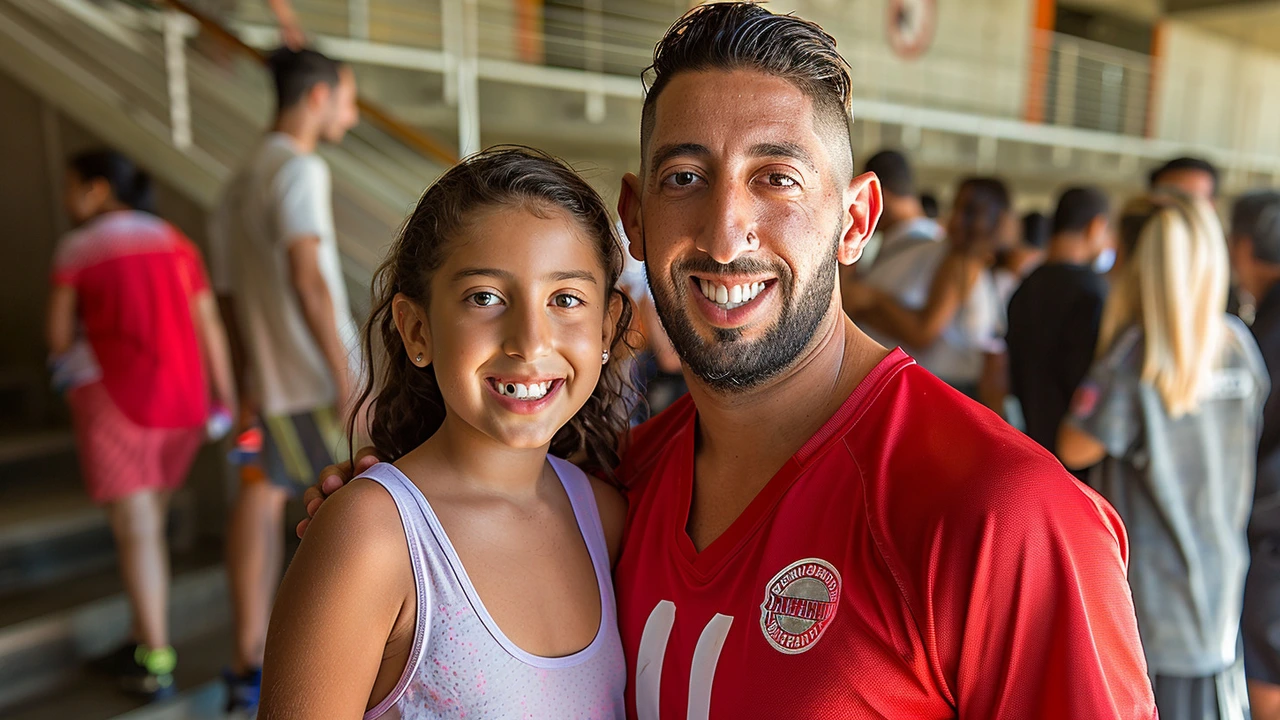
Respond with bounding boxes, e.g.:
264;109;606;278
615;349;1157;719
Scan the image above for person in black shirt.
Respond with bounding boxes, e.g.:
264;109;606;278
1228;190;1280;720
1006;186;1111;456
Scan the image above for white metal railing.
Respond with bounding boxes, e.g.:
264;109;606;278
1033;31;1152;137
218;0;1157;138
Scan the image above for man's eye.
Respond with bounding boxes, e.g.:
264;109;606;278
666;171;702;187
468;292;501;307
768;173;798;188
553;294;583;309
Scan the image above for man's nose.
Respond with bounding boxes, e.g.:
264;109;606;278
697;180;759;265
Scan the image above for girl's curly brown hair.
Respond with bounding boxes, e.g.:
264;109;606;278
348;146;636;479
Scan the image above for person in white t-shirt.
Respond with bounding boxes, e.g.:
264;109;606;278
208;46;359;715
846;177;1011;408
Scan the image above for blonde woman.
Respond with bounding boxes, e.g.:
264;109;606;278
1059;193;1268;720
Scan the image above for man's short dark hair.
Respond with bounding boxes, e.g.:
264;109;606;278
1022;211;1050;249
266;47;343;112
863;150;914;198
640;2;853;181
1232;190;1280;264
920;192;939;219
1148;156;1219;196
1052;186;1110;235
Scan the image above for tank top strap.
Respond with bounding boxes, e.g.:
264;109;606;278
546;456;615;606
355;463;432;720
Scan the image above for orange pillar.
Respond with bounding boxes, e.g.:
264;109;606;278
1145;21;1165;139
1023;0;1056;123
516;0;544;65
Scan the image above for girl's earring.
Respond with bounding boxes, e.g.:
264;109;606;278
601;351;610;364
415;353;424;365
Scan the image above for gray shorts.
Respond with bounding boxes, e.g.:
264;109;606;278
1153;660;1251;720
260;407;344;497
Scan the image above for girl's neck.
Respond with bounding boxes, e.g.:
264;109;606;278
398;417;552;501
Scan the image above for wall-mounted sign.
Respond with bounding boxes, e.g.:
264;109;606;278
888;0;937;60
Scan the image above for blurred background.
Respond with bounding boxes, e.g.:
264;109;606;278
3;0;1280;717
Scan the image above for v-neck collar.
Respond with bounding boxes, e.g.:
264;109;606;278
669;348;914;582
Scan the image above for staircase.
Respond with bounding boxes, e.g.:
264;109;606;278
0;431;232;719
0;0;458;716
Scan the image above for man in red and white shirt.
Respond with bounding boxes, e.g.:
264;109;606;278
610;5;1152;718
308;4;1157;717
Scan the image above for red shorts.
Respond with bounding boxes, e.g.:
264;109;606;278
68;381;204;504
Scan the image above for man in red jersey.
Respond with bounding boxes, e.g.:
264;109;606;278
303;4;1157;718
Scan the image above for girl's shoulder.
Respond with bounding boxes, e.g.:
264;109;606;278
306;476;412;568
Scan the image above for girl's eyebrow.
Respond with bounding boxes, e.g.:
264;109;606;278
453;268;599;284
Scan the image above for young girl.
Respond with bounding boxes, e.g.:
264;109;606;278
46;149;236;698
1059;193;1267;720
259;147;632;719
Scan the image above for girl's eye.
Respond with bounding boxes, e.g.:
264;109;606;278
468;291;501;307
553;294;583;309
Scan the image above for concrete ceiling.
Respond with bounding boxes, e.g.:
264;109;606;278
1169;1;1280;52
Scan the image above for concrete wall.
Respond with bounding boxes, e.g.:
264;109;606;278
784;0;1035;119
1154;20;1280;161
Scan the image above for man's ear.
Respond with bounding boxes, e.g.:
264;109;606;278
1087;215;1108;244
307;81;333;113
619;173;645;262
392;293;432;367
838;171;883;266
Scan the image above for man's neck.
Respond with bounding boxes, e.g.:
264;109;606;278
272;112;320;154
1044;234;1093;266
680;311;887;550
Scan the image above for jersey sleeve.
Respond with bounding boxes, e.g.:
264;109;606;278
177;238;212;297
272;155;331;247
923;469;1157;718
1066;333;1142;459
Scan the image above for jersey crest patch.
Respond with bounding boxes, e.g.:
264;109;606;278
759;558;841;654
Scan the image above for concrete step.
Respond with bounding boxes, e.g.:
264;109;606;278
4;631;232;720
0;445;199;596
0;543;228;714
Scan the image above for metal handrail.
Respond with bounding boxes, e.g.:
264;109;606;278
156;0;457;165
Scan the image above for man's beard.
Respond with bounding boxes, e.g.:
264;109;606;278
646;232;839;392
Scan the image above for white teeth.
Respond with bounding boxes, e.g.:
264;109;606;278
496;380;551;400
697;279;768;310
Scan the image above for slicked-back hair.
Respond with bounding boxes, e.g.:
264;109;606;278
266;47;343;113
1052;186;1110;235
863;150;914;198
640;2;854;181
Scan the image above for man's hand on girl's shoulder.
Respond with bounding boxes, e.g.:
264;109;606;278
296;448;381;538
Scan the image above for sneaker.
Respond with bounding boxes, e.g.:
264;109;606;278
223;666;262;715
117;645;177;701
